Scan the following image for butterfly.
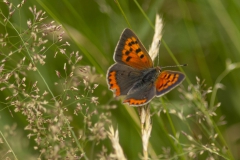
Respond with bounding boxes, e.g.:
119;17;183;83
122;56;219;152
107;28;185;106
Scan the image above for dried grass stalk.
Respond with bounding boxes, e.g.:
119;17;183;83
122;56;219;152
139;14;163;160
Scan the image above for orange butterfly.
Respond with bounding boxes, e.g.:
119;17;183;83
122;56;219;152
107;28;185;106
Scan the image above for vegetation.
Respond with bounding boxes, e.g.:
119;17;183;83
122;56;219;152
0;0;240;159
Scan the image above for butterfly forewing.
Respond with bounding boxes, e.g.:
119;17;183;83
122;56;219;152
114;28;153;70
155;70;185;96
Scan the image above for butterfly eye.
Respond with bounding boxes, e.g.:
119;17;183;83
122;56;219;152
156;66;161;73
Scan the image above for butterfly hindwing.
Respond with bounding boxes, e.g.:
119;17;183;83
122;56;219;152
107;63;143;97
114;28;153;70
124;82;156;106
155;70;185;96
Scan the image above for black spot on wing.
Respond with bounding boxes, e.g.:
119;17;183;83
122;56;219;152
126;56;132;62
136;48;141;53
166;74;171;79
163;82;169;87
125;51;130;55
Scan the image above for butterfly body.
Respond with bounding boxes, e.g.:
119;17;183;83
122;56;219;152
107;28;185;106
127;67;160;94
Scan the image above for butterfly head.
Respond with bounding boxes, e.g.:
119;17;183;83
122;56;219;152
156;66;162;72
154;66;162;78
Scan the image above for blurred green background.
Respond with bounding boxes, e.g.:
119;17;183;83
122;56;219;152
1;0;240;159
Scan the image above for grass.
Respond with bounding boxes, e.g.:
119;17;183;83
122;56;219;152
0;0;240;159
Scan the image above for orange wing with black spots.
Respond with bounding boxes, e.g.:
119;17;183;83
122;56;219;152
114;28;153;70
108;70;121;96
124;98;147;106
155;70;185;96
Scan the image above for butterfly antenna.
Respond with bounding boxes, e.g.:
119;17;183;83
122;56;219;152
161;64;188;69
